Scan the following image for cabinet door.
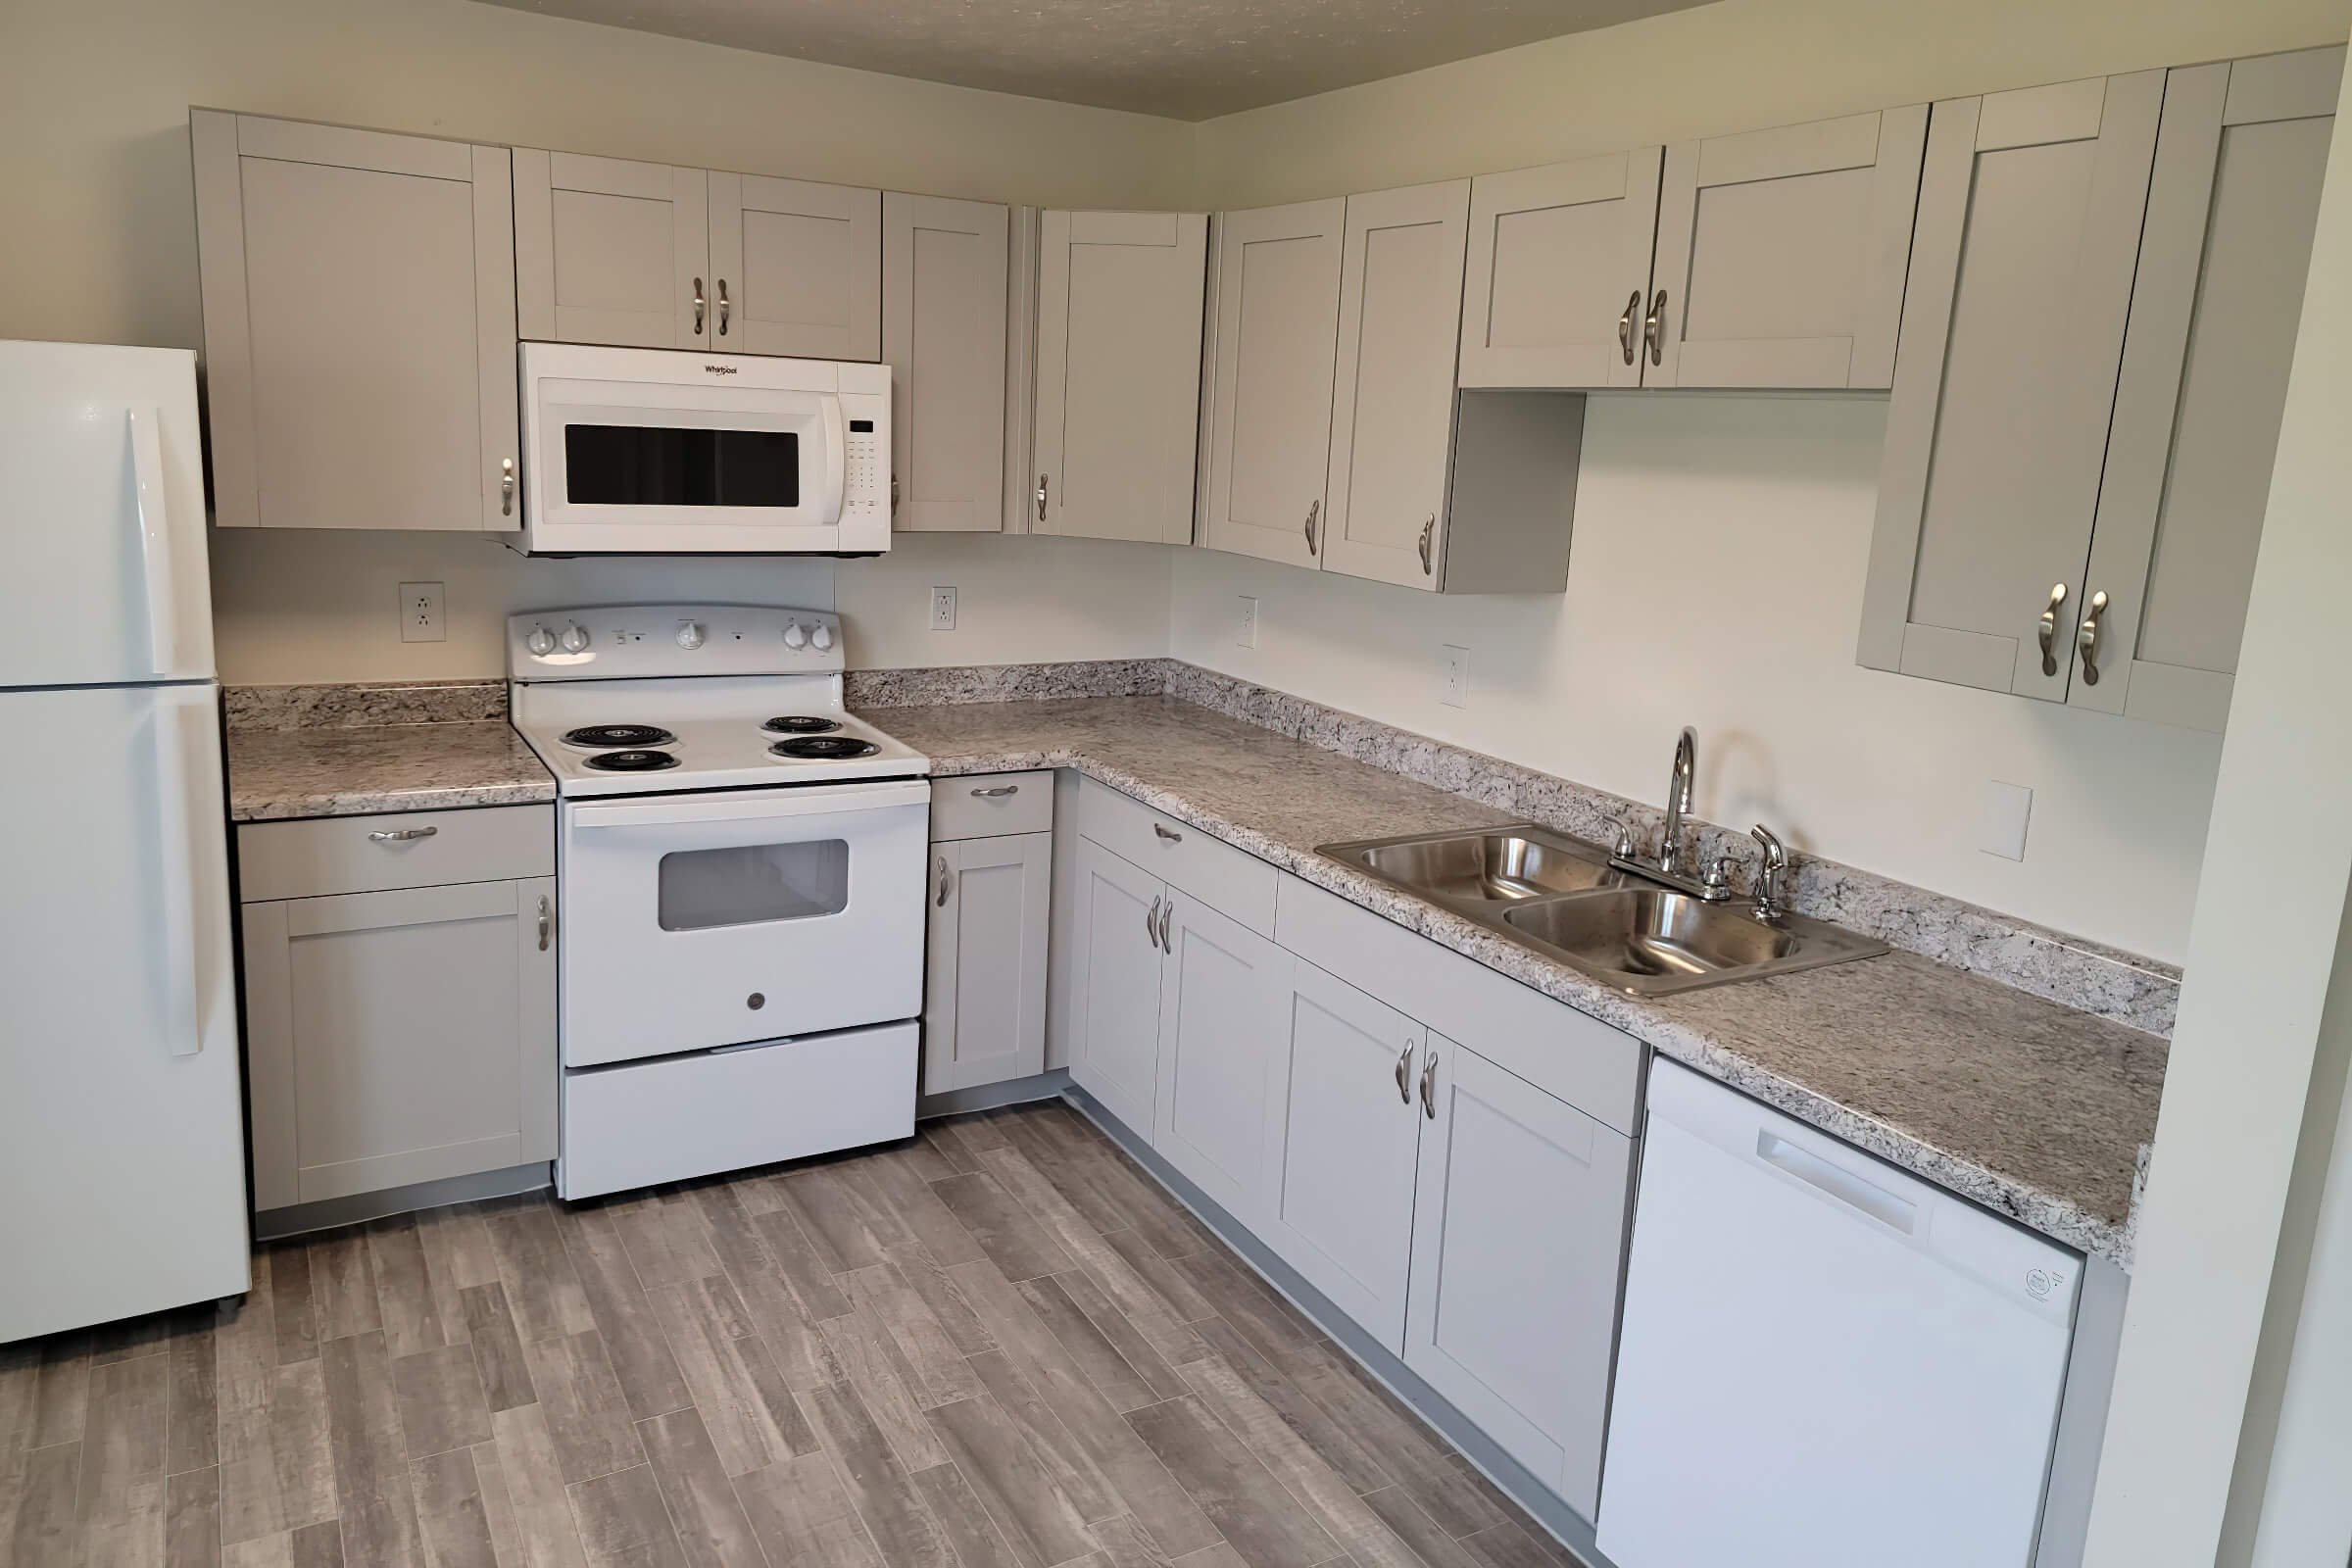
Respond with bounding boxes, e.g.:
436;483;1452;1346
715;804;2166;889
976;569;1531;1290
884;193;1010;533
923;832;1051;1094
2074;47;2342;731
1200;198;1347;569
1856;74;2163;698
191;112;519;532
1262;961;1424;1351
1152;890;1294;1231
1647;106;1927;389
1457;150;1662;390
709;172;882;360
513;149;710;348
1403;1035;1632;1519
1033;210;1208;544
1322;181;1471;592
1069;838;1168;1135
242;876;557;1210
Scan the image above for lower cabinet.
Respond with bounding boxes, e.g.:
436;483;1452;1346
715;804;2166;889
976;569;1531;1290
922;830;1052;1092
1262;961;1426;1350
1152;893;1293;1231
1070;836;1171;1132
242;874;558;1210
1404;1034;1633;1520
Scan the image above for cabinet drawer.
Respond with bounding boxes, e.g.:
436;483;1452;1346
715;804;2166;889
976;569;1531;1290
1076;778;1276;936
1275;871;1642;1135
932;770;1054;841
238;805;555;902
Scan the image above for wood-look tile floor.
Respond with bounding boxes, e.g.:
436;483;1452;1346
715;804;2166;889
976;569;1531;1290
0;1102;1578;1568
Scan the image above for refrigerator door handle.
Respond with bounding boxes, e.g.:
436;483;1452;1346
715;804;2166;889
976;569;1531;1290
154;695;203;1056
127;407;180;678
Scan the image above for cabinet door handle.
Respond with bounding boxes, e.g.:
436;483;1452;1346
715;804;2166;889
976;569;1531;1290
971;785;1018;798
1417;515;1435;576
716;277;729;336
1618;290;1642;366
1146;894;1162;951
1395;1041;1414;1104
1303;498;1320;555
1152;822;1182;843
2078;590;2109;685
2036;582;2070;677
935;855;953;907
1643;288;1668;368
1419;1050;1439;1118
501;457;515;517
367;825;438;843
692;277;707;335
537;895;552;952
1158;897;1173;951
1037;473;1050;522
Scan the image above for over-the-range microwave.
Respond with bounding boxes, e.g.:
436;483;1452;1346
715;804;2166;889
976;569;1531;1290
517;342;891;555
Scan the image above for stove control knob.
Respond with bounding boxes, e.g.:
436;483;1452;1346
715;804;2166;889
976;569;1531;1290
559;622;590;654
810;622;834;652
675;620;706;651
524;625;556;658
783;621;808;651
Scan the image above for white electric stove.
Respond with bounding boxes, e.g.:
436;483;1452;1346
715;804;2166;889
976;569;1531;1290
508;604;932;1200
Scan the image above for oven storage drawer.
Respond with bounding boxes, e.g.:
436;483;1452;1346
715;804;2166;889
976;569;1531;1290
932;770;1054;840
558;1020;916;1199
237;805;555;902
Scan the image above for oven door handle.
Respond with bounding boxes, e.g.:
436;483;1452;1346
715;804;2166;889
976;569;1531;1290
569;778;931;829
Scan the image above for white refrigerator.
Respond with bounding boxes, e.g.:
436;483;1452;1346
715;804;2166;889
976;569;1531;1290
0;340;249;1344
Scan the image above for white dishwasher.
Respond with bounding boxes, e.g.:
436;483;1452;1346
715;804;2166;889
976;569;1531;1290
1596;1059;2082;1568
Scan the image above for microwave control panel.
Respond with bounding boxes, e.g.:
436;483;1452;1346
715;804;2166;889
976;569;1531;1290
841;391;888;525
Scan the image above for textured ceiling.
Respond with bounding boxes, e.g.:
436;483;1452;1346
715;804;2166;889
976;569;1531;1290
475;0;1713;120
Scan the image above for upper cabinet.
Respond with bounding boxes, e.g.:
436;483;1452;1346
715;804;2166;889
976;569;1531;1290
514;155;880;361
884;192;1009;533
2074;46;2342;730
1859;52;2334;729
1646;107;1926;390
192;112;520;532
1858;72;2165;699
1458;107;1928;393
1200;198;1348;568
1032;210;1209;545
514;150;708;348
1459;150;1661;389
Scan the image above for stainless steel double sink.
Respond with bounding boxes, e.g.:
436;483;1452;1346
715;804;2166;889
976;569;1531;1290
1318;823;1886;996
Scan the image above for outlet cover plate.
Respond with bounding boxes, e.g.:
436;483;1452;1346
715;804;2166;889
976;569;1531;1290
931;586;957;631
399;581;445;643
1439;645;1469;709
1981;779;2033;861
1237;596;1258;648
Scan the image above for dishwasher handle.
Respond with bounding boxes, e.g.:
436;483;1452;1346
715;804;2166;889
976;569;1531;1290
1756;1131;1918;1236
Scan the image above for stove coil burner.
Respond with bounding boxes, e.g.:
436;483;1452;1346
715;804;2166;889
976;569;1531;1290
760;715;842;735
769;736;878;760
563;724;676;750
583;749;682;772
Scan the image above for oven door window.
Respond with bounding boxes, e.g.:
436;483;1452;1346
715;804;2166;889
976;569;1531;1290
564;424;801;508
658;840;848;930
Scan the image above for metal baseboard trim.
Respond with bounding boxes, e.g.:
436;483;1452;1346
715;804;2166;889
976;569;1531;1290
251;1161;552;1242
918;1069;1072;1119
1058;1085;1618;1568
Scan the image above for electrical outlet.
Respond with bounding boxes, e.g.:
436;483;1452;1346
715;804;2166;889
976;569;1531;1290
1439;645;1469;709
931;586;957;631
1237;596;1259;648
399;581;445;643
1981;780;2033;861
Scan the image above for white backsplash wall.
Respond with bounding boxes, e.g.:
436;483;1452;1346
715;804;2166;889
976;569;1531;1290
1169;396;2224;965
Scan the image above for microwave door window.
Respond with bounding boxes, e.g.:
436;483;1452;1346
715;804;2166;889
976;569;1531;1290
659;840;849;931
564;425;801;508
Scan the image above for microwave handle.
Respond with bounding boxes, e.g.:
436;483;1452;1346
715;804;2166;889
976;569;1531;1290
571;778;930;830
822;393;848;524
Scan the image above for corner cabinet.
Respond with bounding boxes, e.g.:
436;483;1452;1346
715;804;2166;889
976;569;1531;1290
923;773;1053;1094
236;806;558;1212
1032;210;1209;544
885;193;1010;533
192;111;519;532
1458;150;1662;390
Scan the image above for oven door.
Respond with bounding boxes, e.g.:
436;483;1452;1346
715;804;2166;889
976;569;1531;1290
559;779;929;1067
524;377;848;552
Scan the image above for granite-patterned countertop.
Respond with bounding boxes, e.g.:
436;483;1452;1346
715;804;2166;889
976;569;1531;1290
869;695;2164;1266
227;721;555;821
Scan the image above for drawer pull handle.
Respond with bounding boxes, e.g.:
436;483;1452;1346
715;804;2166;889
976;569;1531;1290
1153;823;1182;843
971;785;1019;798
368;825;438;843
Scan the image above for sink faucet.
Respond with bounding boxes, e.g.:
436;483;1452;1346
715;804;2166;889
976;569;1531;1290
1659;726;1695;876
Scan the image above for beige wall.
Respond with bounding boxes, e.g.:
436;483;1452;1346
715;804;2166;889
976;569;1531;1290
0;0;1194;681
